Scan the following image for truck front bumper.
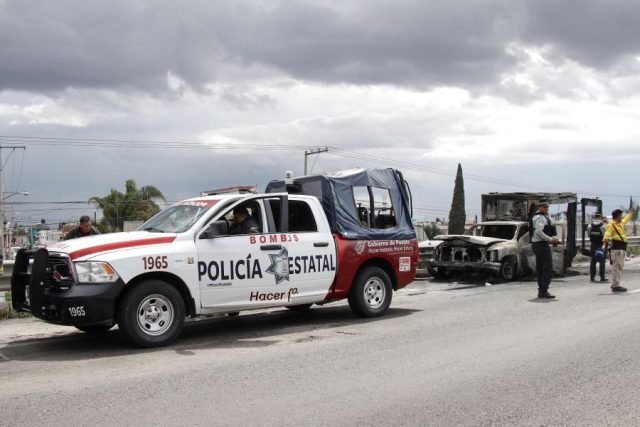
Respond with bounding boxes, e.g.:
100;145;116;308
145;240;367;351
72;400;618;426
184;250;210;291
11;248;124;326
428;260;502;273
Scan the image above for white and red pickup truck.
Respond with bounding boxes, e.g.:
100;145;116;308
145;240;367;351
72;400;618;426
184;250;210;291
12;168;418;347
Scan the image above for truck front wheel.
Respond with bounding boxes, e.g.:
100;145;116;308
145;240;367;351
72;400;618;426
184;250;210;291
117;280;185;348
428;265;447;279
348;266;392;317
499;257;516;281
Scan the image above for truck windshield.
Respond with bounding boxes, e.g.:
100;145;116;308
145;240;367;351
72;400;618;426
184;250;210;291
466;224;517;240
139;200;217;233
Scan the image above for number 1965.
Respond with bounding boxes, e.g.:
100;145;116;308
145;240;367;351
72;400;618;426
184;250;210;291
68;306;85;317
143;256;168;270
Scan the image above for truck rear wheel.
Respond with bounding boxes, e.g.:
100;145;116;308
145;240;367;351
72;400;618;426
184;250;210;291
117;280;185;348
348;266;392;317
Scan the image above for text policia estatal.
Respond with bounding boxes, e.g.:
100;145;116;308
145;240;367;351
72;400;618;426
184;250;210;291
198;253;336;282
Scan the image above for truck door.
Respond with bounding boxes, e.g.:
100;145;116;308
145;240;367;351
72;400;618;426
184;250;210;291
196;197;278;309
263;196;336;305
550;222;566;275
523;223;566;276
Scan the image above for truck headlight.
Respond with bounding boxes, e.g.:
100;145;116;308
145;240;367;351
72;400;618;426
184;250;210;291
75;262;120;283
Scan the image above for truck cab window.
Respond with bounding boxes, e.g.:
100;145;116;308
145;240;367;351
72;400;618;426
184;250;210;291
516;225;529;242
352;186;397;229
221;202;263;235
353;187;371;227
267;199;317;232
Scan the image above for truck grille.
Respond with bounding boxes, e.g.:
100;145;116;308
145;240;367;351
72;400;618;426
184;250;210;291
45;255;75;290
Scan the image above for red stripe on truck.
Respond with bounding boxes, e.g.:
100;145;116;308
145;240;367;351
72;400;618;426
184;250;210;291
68;237;176;260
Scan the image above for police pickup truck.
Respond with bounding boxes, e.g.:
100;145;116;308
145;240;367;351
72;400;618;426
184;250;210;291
12;168;417;347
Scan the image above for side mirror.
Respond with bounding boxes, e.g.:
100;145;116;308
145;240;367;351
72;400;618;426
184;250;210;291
199;220;229;239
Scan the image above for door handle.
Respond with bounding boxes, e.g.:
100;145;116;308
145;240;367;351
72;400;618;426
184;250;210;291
314;242;329;247
261;244;283;251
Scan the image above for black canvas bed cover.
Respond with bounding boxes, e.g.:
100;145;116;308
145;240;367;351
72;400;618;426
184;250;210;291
265;168;415;241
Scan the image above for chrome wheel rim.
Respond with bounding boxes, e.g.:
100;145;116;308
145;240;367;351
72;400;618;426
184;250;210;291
137;294;174;336
363;277;386;309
